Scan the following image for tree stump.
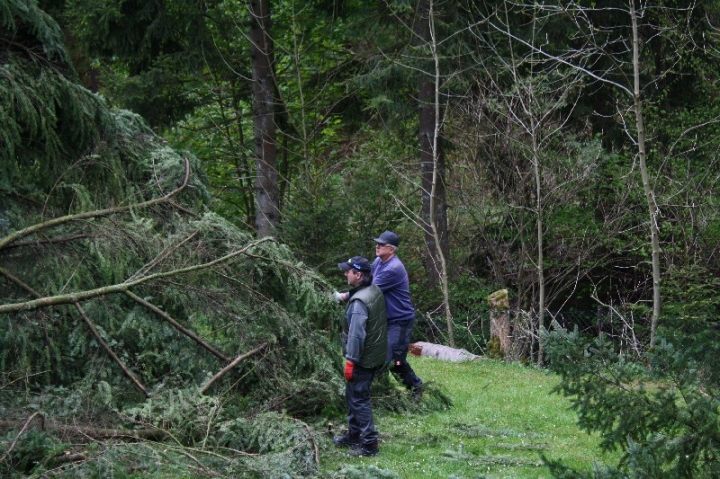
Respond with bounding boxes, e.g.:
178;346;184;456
487;289;510;358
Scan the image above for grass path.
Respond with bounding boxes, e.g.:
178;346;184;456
319;356;619;478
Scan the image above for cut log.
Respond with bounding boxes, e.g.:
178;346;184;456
409;341;480;362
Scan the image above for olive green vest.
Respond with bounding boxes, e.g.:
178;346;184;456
349;284;388;368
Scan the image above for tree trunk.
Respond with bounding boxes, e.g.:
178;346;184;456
249;0;280;237
416;0;449;290
533;144;546;365
409;341;479;362
630;1;661;346
415;0;453;346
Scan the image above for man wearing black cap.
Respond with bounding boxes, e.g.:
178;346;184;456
371;231;424;396
333;256;387;457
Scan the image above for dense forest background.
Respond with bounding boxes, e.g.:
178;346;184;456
2;0;720;477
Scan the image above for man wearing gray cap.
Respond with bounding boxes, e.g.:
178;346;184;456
333;256;387;457
371;231;424;396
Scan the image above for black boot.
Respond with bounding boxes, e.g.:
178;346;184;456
332;433;361;448
348;443;379;457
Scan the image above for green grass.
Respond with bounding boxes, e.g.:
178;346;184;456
318;356;619;478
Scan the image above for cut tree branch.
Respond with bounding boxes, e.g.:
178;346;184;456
0;237;275;314
1;267;42;297
0;158;191;252
0;417;169;441
0;412;40;463
200;343;268;394
3;234;93;250
124;290;230;362
73;302;149;397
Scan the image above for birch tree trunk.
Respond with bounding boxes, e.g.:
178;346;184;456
629;1;661;346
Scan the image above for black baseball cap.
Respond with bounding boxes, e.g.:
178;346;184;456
373;230;399;247
338;256;372;272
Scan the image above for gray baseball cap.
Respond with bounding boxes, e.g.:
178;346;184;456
373;230;399;247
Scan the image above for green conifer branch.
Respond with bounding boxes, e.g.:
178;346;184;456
0;157;190;252
124;289;230;362
0;236;275;314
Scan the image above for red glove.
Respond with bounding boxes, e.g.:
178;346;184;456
344;360;355;382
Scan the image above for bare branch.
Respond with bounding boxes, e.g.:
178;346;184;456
0;412;41;463
127;230;201;282
0;417;170;442
74;302;149;397
2;234;93;251
0;267;43;297
200;343;268;394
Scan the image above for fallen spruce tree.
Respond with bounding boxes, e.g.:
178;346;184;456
0;3;348;476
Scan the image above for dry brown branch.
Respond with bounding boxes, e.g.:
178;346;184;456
174;448;222;478
0;267;42;297
73;302;149;397
0;419;169;441
0;412;40;463
0;158;191;252
293;419;319;465
124;290;230;362
52;452;87;464
200;343;269;394
3;234;93;250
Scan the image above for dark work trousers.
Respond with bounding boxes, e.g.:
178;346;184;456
387;319;423;389
346;364;379;447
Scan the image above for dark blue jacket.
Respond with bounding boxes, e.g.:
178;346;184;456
371;255;415;323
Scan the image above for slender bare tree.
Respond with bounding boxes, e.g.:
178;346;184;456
414;0;454;345
464;4;589;362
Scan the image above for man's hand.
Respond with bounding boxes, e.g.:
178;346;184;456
332;291;344;302
344;360;355;382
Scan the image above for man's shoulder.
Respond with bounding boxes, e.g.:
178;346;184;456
358;283;382;294
385;255;407;272
369;284;383;296
389;254;404;265
352;284;383;301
